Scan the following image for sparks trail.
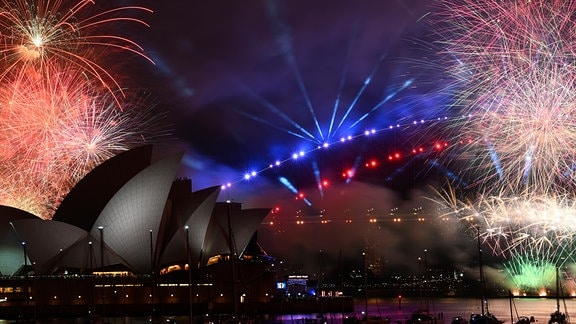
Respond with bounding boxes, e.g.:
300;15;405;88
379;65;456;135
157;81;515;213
0;0;153;105
425;0;576;283
0;1;158;219
0;67;159;218
433;0;576;195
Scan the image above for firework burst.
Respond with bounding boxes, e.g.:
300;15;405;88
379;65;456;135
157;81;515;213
0;66;159;219
425;1;576;287
0;0;160;219
432;0;576;194
0;0;153;101
503;256;556;294
433;184;576;295
436;187;576;261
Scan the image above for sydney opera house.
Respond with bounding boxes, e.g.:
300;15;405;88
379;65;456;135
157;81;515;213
0;145;290;320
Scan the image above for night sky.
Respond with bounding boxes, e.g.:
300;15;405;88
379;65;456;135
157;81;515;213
136;0;479;276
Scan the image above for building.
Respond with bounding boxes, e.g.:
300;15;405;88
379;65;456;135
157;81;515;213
0;145;284;320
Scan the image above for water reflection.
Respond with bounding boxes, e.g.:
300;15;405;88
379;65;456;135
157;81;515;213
275;297;574;323
351;297;573;324
0;298;572;323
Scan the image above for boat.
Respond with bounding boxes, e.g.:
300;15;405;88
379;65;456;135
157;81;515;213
549;312;566;324
509;290;533;324
406;311;439;324
515;317;532;324
405;250;444;324
469;227;503;324
470;313;503;324
452;316;468;324
548;267;568;324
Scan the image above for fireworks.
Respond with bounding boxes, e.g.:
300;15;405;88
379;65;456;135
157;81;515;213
430;0;576;285
0;0;153;99
503;256;556;294
433;0;576;194
437;188;576;261
0;1;157;219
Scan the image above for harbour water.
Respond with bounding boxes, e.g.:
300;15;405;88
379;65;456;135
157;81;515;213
277;297;574;323
0;297;571;323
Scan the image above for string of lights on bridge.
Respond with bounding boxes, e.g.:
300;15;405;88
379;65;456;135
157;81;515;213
263;206;458;226
219;113;474;196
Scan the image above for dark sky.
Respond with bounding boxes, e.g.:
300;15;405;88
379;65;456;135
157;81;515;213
135;0;479;275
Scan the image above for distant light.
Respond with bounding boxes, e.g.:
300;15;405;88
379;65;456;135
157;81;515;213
322;142;329;148
292;153;299;159
244;173;251;180
220;182;231;189
388;152;401;160
366;159;378;168
270;160;281;168
32;35;43;47
342;168;354;178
